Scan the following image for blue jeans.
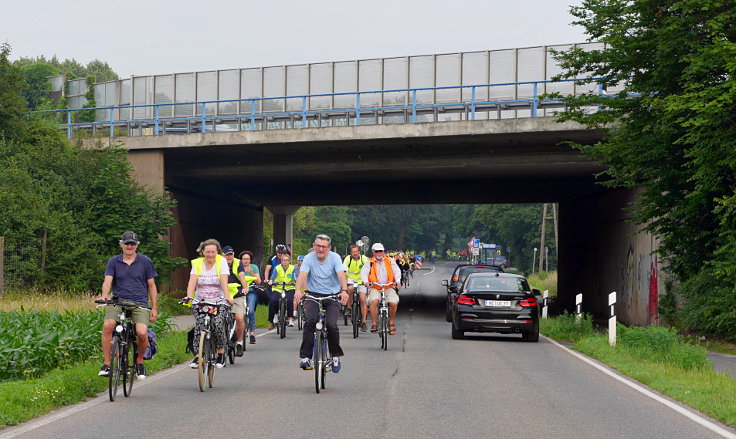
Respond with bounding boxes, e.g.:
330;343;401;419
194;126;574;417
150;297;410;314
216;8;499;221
246;290;258;333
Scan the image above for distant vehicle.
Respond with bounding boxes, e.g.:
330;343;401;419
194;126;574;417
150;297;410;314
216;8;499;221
441;263;503;322
450;272;540;342
493;255;509;268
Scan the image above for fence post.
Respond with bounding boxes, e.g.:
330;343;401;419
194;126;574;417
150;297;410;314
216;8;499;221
355;93;361;126
542;289;549;319
0;236;4;297
201;103;207;133
66;111;72;139
411;90;417;123
471;86;476;120
609;291;617;346
532;82;538;117
576;293;583;322
302;96;308;128
109;107;115;137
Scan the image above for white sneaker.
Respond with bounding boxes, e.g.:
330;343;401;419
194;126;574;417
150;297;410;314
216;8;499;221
288;319;295;327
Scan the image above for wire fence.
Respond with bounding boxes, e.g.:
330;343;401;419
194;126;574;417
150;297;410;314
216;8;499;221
0;237;39;294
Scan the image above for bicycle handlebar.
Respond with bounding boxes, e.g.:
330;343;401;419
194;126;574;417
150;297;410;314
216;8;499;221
95;298;151;311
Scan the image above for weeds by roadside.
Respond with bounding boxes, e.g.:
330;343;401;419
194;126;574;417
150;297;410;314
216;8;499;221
540;314;736;426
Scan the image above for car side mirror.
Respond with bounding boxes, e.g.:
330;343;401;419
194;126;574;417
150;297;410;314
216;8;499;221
532;288;541;295
441;279;449;287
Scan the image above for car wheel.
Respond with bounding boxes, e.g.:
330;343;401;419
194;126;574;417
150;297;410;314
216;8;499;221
522;330;539;342
445;304;452;322
451;322;465;340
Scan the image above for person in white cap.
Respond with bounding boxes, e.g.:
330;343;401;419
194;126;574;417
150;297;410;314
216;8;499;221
361;243;402;335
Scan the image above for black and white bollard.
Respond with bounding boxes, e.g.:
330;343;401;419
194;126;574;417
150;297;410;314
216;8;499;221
542;289;549;319
575;293;583;322
609;291;617;346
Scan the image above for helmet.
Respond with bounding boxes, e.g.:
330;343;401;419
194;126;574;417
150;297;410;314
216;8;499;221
371;243;385;252
275;244;287;254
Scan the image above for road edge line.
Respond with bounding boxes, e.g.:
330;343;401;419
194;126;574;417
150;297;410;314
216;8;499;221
543;335;736;439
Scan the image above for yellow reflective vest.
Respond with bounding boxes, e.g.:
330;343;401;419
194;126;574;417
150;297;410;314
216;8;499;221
272;264;295;293
343;254;368;284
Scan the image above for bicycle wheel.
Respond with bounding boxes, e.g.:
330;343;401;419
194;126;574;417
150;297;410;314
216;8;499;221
352;301;359;339
108;336;121;402
297;302;304;330
381;310;389;351
321;338;328;390
227;317;235;364
314;332;322;394
279;298;286;339
343;305;348;326
197;330;207;392
207;338;216;388
123;338;135;397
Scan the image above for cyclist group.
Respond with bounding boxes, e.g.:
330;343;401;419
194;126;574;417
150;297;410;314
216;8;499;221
97;231;405;381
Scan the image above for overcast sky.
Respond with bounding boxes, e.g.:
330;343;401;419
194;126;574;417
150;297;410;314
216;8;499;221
3;0;588;78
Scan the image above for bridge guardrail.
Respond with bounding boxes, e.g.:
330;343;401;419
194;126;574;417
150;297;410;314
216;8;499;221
32;78;609;139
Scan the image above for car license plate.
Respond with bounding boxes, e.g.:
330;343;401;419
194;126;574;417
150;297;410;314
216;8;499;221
485;300;511;307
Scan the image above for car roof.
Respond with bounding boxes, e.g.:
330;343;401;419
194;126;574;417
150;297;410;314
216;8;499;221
465;272;524;280
453;264;503;273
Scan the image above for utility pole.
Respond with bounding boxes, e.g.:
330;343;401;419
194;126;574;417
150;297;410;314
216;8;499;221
552;203;559;261
539;203;547;273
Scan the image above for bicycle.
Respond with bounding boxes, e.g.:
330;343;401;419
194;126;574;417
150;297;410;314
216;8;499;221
181;298;224;392
272;282;294;339
302;293;340;393
348;280;363;339
369;283;394;351
95;298;150;402
227;290;249;362
401;271;410;289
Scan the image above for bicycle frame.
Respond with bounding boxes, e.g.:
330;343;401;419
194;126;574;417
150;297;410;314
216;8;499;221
96;299;149;401
369;283;394;351
302;293;339;393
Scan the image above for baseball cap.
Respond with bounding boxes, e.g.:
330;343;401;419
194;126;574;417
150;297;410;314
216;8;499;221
371;243;385;252
121;231;139;244
222;245;235;255
297;255;305;261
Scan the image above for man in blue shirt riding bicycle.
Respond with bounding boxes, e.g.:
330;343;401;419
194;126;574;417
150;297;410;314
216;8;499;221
98;231;158;379
294;234;349;373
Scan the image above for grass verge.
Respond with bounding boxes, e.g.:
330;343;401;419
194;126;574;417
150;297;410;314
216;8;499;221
0;330;189;428
541;315;736;427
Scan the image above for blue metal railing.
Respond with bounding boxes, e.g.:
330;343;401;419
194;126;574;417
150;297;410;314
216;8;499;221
32;77;607;139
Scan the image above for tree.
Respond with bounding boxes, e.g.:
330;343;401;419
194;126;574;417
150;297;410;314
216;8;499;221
553;0;736;335
20;62;59;111
0;43;27;140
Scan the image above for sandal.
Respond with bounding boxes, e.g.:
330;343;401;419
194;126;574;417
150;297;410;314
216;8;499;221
371;325;378;333
389;325;396;335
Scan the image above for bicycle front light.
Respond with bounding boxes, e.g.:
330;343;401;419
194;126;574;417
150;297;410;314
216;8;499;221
316;321;323;330
115;324;124;333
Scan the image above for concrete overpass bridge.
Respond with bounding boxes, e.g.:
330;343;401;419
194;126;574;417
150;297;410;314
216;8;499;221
68;44;661;326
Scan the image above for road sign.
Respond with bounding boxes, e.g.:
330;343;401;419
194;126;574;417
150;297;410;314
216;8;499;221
472;248;480;255
482;243;496;249
472;239;480;248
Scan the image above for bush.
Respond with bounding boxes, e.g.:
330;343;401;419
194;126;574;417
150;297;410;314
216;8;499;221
618;324;710;371
539;311;597;342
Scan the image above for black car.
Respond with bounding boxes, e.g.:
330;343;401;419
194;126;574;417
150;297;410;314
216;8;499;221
450;272;540;342
442;264;503;322
493;255;509;269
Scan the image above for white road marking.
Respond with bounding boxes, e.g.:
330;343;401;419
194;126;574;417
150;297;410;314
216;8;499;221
422;265;436;275
545;336;736;439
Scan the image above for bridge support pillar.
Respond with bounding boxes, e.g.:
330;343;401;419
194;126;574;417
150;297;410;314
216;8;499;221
557;188;663;326
168;191;264;290
127;150;164;193
267;206;299;255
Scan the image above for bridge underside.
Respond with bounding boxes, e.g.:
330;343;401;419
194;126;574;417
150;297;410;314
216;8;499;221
115;118;661;325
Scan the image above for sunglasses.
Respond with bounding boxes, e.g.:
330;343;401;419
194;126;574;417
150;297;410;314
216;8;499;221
374;250;384;253
123;242;138;246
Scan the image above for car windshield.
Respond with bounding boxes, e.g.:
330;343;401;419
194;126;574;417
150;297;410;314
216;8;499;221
466;277;526;292
457;266;499;283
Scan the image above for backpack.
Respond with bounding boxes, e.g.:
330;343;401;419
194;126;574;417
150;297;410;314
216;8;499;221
143;329;158;360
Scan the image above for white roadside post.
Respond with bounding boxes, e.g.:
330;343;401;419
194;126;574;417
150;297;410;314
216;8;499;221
542;289;549;319
575;293;583;322
609;291;617;346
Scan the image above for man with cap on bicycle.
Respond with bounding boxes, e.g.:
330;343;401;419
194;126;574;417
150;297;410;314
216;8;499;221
98;231;158;379
361;243;402;335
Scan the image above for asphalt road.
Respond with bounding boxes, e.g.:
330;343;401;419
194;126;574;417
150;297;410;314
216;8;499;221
3;262;734;439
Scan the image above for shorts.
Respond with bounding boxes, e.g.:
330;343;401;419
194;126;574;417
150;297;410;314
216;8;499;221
104;305;150;326
351;284;367;294
231;295;246;316
367;288;399;305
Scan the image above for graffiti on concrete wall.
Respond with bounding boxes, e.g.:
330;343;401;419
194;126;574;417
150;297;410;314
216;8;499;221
616;237;661;326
